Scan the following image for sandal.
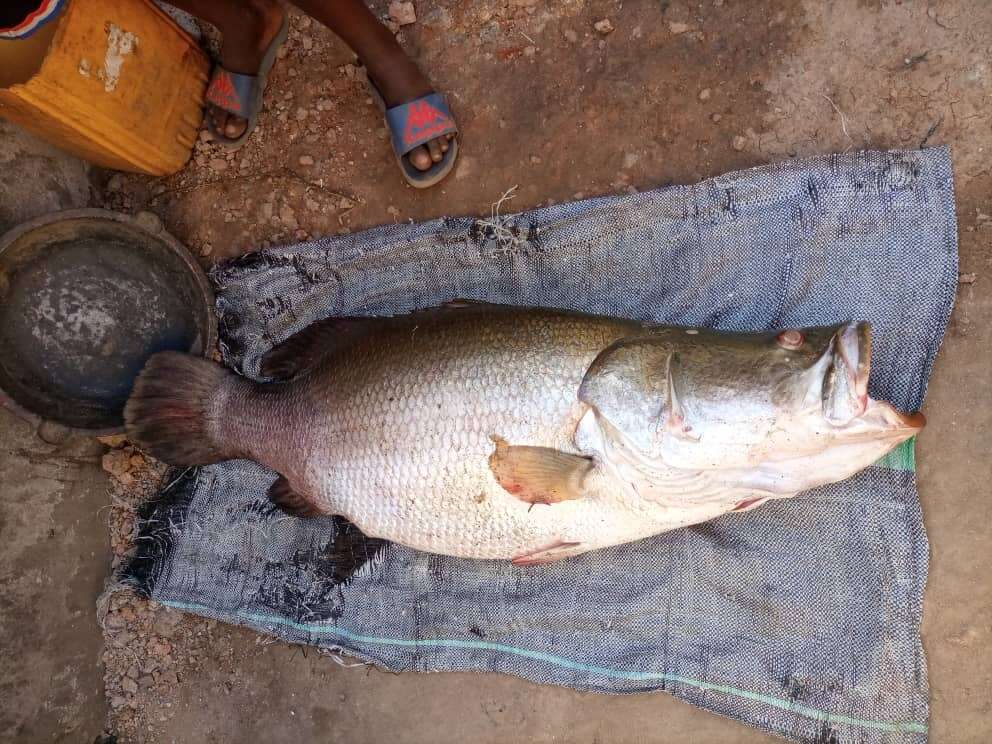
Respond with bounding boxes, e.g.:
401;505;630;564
203;14;289;149
366;75;459;189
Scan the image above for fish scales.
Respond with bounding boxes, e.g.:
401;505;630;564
269;310;635;558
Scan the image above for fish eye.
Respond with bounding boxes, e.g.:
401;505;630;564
776;329;804;350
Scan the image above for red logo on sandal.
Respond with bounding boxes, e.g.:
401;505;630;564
402;100;452;146
206;71;242;115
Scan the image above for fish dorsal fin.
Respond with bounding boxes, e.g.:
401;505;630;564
488;436;595;505
442;298;490;308
260;300;507;380
261;317;379;379
578;336;681;451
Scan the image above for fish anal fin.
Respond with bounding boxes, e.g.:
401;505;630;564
324;516;390;584
511;540;583;566
267;475;323;518
489;436;594;505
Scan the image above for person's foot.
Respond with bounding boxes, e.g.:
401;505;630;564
209;0;285;141
208;0;451;171
364;48;454;172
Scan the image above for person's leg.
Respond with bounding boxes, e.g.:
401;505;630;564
168;0;449;170
166;0;285;139
289;0;452;171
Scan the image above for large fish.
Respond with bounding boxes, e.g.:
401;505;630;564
125;303;924;564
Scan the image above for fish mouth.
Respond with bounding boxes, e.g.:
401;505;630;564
862;399;926;436
822;322;925;438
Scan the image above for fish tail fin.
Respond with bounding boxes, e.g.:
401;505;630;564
124;352;241;465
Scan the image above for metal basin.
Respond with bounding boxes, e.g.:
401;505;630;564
0;209;215;435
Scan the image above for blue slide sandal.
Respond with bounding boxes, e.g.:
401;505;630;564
367;76;459;189
203;14;288;149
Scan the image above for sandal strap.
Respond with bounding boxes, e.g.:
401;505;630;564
384;93;458;157
205;68;259;118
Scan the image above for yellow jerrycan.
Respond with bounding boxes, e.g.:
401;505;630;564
0;0;209;175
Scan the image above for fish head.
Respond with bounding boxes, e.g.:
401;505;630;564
578;322;924;498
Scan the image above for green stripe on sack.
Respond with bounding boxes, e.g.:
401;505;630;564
161;599;928;735
874;437;916;472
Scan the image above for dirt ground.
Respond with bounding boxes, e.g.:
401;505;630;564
2;0;990;741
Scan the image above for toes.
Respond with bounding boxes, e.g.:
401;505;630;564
408;145;432;171
427;138;443;163
224;115;248;139
406;137;453;172
210;107;226;132
208;106;248;141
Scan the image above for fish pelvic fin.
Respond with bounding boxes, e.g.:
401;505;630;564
124;352;240;466
511;540;584;566
267;475;325;518
488;436;595;505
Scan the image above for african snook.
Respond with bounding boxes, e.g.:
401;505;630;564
125;304;924;564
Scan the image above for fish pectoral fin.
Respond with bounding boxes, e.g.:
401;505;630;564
267;475;323;518
511;540;584;565
489;436;595;505
663;352;699;441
